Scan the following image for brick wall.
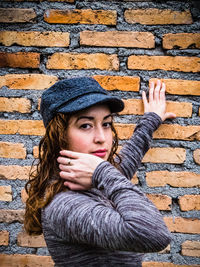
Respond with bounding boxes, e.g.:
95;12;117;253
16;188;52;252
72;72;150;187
0;0;200;266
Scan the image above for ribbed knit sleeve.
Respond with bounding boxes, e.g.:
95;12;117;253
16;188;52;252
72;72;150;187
42;112;171;257
117;112;162;179
43;160;171;253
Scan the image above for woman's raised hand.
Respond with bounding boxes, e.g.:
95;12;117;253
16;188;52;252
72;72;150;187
142;80;176;121
57;150;104;191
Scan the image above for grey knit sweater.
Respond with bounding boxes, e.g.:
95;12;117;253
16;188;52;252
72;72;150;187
42;113;172;267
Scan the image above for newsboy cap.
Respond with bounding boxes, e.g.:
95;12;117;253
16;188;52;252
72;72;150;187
40;77;124;128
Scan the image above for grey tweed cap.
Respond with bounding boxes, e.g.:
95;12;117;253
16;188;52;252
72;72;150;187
40;77;124;128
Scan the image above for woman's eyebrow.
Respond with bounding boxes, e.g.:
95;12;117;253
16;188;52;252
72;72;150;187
76;114;112;123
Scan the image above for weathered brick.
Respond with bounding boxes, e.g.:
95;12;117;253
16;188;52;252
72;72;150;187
0;231;9;246
116;123;199;140
181;240;200;257
142;148;186;164
146;171;200;187
0;97;31;113
47;53;119;70
0;209;24;223
124;9;193;25
143;262;198;267
163;33;200;49
194;149;200;165
0;52;40;68
21;188;28;203
0;254;54;267
0;31;70;47
17;231;46;247
0;120;44;136
0;186;12;202
131;174;138;185
0;142;26;159
179;195;200;211
44;9;117;25
33;146;39;158
0;8;36;23
149;78;200;96
93;76;140;91
80;31;155;48
164;217;200;234
0;165;31;180
120;99;192;117
128;55;200;72
0;74;58;90
146;194;171;211
3;0;75;1
154;124;200;141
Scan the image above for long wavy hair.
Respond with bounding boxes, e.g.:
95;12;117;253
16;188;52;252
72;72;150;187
24;112;120;235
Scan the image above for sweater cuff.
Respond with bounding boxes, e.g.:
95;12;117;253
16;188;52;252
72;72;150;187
143;112;163;131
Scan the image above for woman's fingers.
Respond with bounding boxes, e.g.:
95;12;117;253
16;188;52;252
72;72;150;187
154;80;161;101
59;150;80;159
142;91;148;108
149;81;154;103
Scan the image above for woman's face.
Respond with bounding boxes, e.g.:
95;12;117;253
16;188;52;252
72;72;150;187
65;104;113;161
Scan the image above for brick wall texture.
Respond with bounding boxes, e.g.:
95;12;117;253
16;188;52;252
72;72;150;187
0;0;200;266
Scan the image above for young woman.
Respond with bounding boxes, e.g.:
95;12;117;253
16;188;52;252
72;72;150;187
24;77;175;266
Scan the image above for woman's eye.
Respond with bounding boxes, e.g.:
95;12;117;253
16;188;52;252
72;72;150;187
80;124;91;129
103;122;112;128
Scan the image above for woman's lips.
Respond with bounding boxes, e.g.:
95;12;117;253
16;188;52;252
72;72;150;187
92;149;107;158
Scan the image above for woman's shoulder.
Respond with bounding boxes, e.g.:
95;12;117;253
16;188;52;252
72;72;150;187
43;188;106;214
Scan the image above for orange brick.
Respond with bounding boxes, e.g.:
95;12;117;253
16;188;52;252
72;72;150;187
3;0;74;1
0;74;58;90
0;120;45;136
146;171;200;187
0;254;54;267
124;9;193;25
181;240;200;257
44;9;117;25
21;188;28;203
179;195;200;211
80;31;155;48
0;97;31;113
93;76;140;91
0;231;9;246
0;165;31;180
163;33;200;49
142;148;186;164
0;52;40;68
33;146;39;158
0;209;24;223
0;8;36;23
131;174;138;185
116;123;198;140
0;186;12;201
0;31;70;47
120;99;192;117
128;55;200;72
194;149;200;165
17;231;46;247
0;142;26;159
47;53;119;70
164;217;200;234
146;194;172;211
143;262;197;267
149;78;200;96
153;124;200;141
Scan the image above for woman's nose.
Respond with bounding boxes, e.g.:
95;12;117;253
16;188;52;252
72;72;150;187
94;127;106;143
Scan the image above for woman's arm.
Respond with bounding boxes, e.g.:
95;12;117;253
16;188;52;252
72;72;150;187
116;80;176;180
44;160;171;253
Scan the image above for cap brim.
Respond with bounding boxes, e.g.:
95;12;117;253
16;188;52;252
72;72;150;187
58;93;124;114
